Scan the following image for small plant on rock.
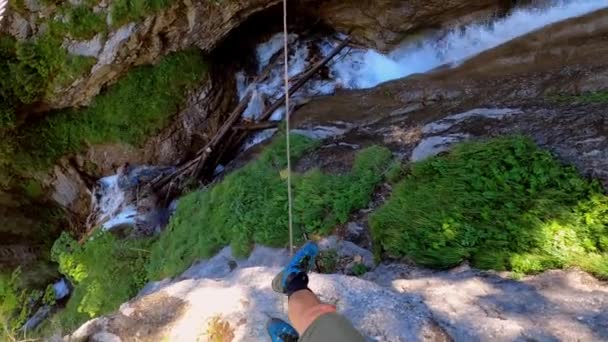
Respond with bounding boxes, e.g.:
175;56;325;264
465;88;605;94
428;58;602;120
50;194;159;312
317;249;339;274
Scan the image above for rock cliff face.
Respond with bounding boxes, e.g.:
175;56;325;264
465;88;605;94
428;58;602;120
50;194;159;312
1;0;512;111
2;0;282;110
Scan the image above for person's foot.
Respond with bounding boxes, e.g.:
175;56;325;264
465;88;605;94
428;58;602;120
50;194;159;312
272;242;319;295
267;318;299;342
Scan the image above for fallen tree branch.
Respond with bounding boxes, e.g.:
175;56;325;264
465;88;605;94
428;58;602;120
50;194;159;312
258;37;351;122
152;37;350;192
233;121;279;131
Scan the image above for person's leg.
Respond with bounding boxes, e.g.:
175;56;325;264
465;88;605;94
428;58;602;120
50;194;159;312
269;242;365;341
287;289;336;334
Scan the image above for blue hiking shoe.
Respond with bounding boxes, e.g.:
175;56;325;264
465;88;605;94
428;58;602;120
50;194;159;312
267;318;299;342
272;242;319;295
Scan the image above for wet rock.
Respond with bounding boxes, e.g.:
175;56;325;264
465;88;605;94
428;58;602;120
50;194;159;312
316;0;507;51
46;162;92;227
411;134;468;162
65;34;104;58
87;165;175;234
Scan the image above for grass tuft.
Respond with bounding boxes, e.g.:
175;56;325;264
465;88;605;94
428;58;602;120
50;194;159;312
110;0;171;28
370;136;608;278
50;232;151;331
52;5;108;40
146;136;392;280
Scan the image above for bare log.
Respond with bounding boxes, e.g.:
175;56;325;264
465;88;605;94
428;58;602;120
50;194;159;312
233;121;279;131
258;37;350;122
152;38;350;191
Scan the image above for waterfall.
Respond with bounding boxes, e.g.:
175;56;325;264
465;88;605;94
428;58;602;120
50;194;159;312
87;165;174;233
238;0;607;123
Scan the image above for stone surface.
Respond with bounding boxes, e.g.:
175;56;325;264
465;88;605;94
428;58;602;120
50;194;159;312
65;34;104;58
316;0;507;51
68;245;608;341
365;264;608;341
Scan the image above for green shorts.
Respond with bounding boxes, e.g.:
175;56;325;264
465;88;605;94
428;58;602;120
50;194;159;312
299;313;365;342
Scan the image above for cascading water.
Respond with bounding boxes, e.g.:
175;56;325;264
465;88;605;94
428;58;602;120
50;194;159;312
238;0;608;124
88;165;174;233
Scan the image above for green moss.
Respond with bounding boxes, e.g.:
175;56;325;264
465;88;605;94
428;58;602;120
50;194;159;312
52;5;108;40
22;179;44;199
110;0;171;28
12;49;206;174
146;136;392;280
50;232;151;331
370;136;608;279
0;33;90;117
0;269;30;339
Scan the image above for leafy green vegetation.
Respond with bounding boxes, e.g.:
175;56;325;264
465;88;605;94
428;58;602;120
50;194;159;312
0;34;91;119
10;49;206;174
52;5;108;40
0;269;33;340
370;136;608;278
110;0;171;28
50;232;151;331
350;263;368;277
318;249;339;274
147;136;392;279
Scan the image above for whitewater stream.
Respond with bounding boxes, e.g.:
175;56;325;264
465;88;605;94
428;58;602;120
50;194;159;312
91;0;607;231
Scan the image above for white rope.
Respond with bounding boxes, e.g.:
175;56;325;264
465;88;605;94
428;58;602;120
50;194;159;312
282;0;295;256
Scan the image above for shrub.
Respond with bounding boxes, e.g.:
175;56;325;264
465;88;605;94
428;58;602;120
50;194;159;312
146;136;392;279
51;232;151;331
0;269;31;339
370;136;608;278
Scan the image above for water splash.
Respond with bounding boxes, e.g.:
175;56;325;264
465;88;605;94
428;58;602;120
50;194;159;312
88;166;174;232
330;0;608;89
88;174;137;231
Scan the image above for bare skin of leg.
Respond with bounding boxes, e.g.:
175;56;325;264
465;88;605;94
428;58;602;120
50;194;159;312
288;289;337;335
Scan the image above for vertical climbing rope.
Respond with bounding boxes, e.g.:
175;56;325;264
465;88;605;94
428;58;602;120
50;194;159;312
282;0;295;256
